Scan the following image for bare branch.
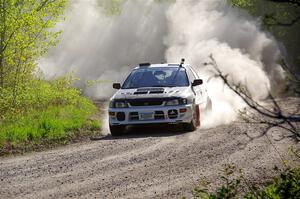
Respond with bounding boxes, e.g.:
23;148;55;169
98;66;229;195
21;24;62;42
206;54;300;140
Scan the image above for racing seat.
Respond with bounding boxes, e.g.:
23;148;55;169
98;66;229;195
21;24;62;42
139;71;157;87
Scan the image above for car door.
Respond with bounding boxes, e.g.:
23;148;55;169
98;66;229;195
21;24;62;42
189;67;207;105
186;67;203;105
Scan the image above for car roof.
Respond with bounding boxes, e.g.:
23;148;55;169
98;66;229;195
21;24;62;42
133;63;191;70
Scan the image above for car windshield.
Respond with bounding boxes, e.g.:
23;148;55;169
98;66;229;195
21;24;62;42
122;67;189;89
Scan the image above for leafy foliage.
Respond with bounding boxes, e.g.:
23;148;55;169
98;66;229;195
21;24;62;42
0;0;102;154
191;164;300;199
245;168;300;199
0;76;101;154
1;72;78;114
228;0;253;10
0;0;67;112
228;0;300;79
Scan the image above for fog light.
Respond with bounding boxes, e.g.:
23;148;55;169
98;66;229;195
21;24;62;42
109;112;116;116
116;112;125;121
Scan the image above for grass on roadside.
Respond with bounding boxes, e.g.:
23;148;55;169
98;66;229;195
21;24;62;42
0;76;102;155
189;164;300;199
0;99;101;154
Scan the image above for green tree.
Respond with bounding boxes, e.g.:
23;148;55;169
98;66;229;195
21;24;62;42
229;0;300;30
229;0;300;95
0;0;67;112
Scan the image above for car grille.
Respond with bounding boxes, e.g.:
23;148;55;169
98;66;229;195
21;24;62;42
154;111;165;120
128;99;164;106
129;112;139;120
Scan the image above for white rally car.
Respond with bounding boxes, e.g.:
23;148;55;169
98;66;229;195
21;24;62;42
108;59;212;136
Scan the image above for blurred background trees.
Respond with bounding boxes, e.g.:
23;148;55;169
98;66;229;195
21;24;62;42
229;0;300;78
0;0;100;153
0;0;67;113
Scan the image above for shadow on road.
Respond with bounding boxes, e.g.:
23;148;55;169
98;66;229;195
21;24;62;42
91;125;190;141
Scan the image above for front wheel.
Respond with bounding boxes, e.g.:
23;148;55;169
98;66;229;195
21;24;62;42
183;120;197;132
109;125;126;136
184;104;199;132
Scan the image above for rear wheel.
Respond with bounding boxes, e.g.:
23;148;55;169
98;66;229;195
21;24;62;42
109;125;126;136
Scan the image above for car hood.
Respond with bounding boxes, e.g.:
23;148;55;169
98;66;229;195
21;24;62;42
111;87;191;100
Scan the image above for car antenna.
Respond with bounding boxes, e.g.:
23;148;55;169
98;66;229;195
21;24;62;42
170;58;185;84
179;58;185;67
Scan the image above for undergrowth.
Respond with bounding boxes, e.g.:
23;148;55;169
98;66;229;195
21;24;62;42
0;75;101;154
188;164;300;199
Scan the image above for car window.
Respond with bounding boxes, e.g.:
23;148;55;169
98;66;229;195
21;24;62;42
186;67;196;83
189;66;200;79
122;67;189;89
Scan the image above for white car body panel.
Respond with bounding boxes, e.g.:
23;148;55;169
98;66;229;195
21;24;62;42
108;64;210;126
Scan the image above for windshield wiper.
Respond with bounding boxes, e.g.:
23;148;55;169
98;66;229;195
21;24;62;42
123;87;137;89
150;85;165;87
150;85;174;87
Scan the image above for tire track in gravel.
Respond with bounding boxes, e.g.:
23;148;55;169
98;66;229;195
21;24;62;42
0;109;299;198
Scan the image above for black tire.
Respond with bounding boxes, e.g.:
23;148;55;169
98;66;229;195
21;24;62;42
109;125;126;136
184;120;197;132
184;104;197;132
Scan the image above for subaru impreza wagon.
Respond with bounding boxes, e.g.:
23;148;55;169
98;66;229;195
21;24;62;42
108;59;212;136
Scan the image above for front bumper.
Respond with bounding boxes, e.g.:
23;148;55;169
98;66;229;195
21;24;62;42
108;104;193;126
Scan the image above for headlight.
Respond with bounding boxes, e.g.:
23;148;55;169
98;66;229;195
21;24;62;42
180;98;188;105
115;101;128;108
165;98;188;106
165;99;179;106
109;100;128;108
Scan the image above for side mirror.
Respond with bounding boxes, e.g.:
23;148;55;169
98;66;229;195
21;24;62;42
113;83;121;89
192;79;203;87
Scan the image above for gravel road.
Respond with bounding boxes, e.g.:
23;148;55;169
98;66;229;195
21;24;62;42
0;100;299;199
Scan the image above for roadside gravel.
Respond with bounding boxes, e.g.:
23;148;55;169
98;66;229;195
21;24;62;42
0;100;299;199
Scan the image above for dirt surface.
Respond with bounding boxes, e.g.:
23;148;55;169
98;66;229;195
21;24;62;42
0;99;299;199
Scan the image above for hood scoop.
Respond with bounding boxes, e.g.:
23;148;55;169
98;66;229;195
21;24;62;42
134;91;148;95
134;88;165;95
149;90;164;94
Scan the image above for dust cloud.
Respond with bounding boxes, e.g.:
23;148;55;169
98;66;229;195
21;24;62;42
164;0;284;127
39;0;285;128
39;0;169;98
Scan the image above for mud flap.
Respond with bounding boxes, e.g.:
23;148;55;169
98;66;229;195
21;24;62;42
195;104;200;127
